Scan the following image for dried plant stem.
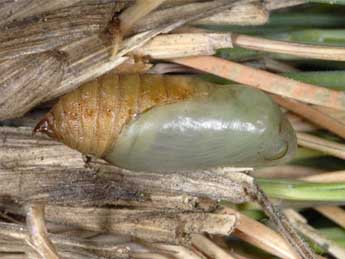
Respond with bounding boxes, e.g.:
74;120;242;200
287;113;319;132
297;132;345;159
193;2;268;26
313;106;345;122
264;0;306;10
284;209;345;259
112;0;166;56
191;234;236;259
43;206;237;244
244;181;316;259
0;126;315;258
300;174;345;231
232;33;345;61
223;207;299;259
303;171;345;182
272;96;345;139
261;57;300;73
315;206;345;229
25;203;59;259
254;165;324;179
0;127;250;205
0;221;140;257
172;56;345;110
130;0;251;33
0;0;81;28
133;33;233;59
120;0;167;35
147;243;205;259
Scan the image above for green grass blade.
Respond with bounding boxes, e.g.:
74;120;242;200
258;178;345;202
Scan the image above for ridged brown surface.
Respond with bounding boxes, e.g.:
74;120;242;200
0;52;64;120
43;74;212;157
0;1;119;60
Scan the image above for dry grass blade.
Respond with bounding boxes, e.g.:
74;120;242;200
0;221;142;258
315;207;345;229
172;56;345;110
191;234;236;259
111;0;166;56
285;209;345;259
297;132;345;160
25;203;59;259
148;243;204;259
130;0;253;34
254;165;324;179
313;106;345;122
44;206;237;244
272;96;345;139
232;33;345;61
287;113;319;132
303;171;345;182
120;0;167;35
300;173;345;231
193;2;268;26
0;52;64;120
134;33;233;59
0;0;81;28
264;0;306;10
221;208;299;259
0;2;117;60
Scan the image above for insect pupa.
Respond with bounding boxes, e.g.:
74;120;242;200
35;73;296;172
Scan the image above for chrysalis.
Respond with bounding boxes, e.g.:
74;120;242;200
35;73;296;172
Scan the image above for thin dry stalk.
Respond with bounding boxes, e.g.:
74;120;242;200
264;0;306;10
287;113;319;132
222;208;299;259
285;209;345;259
0;221;140;258
130;0;253;33
297;132;345;160
43;206;237;244
191;234;236;259
147;243;204;259
172;56;345;110
254;166;324;179
314;106;345;122
133;33;233;59
120;0;167;35
0;0;81;28
161;0;268;26
261;57;300;73
302;171;345;182
232;33;345;61
25;203;59;259
300;174;345;231
194;2;268;26
112;0;167;56
314;206;345;229
272;96;345;140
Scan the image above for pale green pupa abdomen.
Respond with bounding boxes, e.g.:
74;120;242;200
105;84;296;172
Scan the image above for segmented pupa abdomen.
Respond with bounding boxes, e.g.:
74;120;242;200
38;74;212;157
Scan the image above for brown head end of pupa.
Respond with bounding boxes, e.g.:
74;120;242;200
33;112;59;139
